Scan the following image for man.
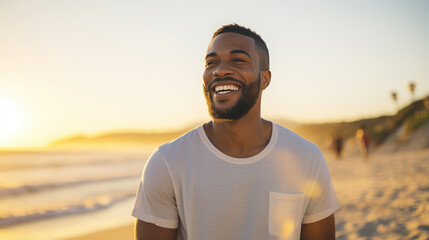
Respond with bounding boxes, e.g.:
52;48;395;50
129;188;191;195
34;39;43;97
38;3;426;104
132;24;340;240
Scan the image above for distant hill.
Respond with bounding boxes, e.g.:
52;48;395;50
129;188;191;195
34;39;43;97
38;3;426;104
49;128;193;148
279;96;429;155
50;96;429;152
281;96;428;146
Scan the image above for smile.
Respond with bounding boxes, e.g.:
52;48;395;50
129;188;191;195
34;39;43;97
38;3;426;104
214;84;241;94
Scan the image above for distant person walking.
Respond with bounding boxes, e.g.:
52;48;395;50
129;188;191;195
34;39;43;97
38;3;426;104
331;133;343;159
356;125;370;159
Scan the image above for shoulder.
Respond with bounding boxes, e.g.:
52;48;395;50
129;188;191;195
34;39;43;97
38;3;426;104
143;127;202;179
158;125;201;151
275;123;321;151
274;123;323;160
154;125;204;163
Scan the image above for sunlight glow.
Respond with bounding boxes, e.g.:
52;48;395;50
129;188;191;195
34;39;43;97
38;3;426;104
0;98;22;147
303;180;321;199
281;220;295;238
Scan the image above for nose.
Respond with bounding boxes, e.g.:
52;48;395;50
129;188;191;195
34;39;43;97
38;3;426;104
212;60;233;77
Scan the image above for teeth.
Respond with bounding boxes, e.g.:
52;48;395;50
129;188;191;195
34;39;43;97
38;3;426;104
214;85;239;93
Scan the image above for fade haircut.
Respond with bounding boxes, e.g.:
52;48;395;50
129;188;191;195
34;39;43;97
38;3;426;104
212;24;270;70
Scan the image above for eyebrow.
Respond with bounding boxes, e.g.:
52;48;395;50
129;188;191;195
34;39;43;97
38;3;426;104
229;50;250;57
205;50;251;60
205;52;217;59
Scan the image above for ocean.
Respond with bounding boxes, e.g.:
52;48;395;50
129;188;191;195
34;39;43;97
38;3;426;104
0;148;152;240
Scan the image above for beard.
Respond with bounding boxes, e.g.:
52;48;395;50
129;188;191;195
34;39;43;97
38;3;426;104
203;73;261;122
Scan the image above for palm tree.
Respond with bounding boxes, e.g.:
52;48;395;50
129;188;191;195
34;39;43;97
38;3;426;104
408;82;416;102
391;91;398;112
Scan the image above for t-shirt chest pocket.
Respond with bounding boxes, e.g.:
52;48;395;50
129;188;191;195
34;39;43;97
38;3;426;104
269;192;305;239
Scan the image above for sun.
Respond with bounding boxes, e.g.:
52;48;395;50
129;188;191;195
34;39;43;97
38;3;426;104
0;97;22;147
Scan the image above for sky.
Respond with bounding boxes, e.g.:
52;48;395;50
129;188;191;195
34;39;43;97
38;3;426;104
1;0;428;148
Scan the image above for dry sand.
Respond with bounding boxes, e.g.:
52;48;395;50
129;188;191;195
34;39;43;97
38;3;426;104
66;149;429;240
328;149;429;240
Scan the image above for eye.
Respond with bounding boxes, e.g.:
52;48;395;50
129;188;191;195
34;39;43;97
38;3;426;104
205;60;216;67
232;58;245;63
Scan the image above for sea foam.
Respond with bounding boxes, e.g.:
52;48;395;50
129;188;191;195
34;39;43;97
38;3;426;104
0;191;135;227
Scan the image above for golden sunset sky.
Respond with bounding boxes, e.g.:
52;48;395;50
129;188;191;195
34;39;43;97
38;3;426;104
1;0;428;148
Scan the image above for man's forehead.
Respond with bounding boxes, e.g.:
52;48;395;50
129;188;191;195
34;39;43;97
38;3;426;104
206;32;256;54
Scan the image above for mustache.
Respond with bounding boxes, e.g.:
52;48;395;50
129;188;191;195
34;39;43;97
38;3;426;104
208;77;244;89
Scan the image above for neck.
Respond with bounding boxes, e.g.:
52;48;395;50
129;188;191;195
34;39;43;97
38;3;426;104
203;112;272;158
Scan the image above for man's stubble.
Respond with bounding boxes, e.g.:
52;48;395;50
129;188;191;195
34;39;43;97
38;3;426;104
203;73;261;122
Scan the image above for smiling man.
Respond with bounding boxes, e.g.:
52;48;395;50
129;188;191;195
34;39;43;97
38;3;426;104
132;24;340;240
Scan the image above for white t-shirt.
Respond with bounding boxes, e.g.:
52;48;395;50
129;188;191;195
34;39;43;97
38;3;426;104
132;123;340;240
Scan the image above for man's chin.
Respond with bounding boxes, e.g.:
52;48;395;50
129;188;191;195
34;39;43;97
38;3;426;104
209;108;234;122
209;107;237;122
209;107;245;122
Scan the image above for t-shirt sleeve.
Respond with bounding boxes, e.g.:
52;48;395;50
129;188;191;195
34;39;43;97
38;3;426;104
132;149;179;229
302;153;340;224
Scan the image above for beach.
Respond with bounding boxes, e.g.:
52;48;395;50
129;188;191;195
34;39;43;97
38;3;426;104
1;148;428;240
51;148;429;240
330;149;429;239
64;224;134;240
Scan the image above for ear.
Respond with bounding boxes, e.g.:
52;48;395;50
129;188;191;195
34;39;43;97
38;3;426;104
261;70;271;90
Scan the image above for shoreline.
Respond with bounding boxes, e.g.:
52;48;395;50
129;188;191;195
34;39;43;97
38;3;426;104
63;224;134;240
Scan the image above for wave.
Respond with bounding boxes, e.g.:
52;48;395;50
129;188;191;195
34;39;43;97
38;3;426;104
0;191;135;227
0;174;140;197
0;157;144;172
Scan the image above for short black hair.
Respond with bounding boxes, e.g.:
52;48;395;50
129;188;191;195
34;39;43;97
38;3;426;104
212;24;270;70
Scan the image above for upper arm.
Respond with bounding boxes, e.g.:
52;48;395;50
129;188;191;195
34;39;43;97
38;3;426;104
300;214;336;240
132;150;179;229
135;219;177;240
303;151;340;224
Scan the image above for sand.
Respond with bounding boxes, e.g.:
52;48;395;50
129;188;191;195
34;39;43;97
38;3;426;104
64;224;134;240
65;149;429;240
329;149;429;240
